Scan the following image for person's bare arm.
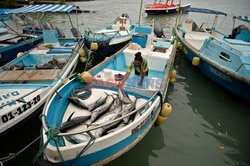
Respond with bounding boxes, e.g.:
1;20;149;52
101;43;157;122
118;71;131;89
139;71;146;86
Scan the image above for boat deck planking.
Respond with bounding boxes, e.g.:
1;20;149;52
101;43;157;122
0;69;60;82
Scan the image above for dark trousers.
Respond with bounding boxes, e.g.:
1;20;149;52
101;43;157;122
135;70;148;76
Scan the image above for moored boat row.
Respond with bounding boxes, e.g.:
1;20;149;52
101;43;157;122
174;8;250;101
0;1;249;165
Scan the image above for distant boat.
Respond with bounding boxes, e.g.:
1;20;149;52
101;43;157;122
0;14;43;66
174;7;250;101
144;0;190;15
83;14;134;69
41;22;176;165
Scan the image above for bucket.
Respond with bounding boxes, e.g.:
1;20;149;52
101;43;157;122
103;69;112;79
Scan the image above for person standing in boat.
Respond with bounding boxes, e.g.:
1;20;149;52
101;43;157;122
118;52;148;88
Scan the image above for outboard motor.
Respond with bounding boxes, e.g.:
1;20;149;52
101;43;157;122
154;21;165;38
55;27;65;38
71;27;82;40
230;24;249;39
192;21;199;31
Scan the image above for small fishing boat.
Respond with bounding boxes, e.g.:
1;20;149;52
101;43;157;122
174;7;250;101
83;14;134;69
144;0;190;15
40;22;176;165
0;20;43;66
0;4;82;137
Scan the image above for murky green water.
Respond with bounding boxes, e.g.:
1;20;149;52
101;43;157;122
2;0;250;165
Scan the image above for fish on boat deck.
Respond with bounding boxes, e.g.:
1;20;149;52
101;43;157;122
91;95;114;122
121;99;137;124
59;112;90;133
118;89;132;104
68;93;107;111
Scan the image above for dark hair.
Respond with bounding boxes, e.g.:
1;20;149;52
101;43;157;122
134;52;142;62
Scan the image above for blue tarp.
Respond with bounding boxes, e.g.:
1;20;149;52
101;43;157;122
233;16;250;23
185;7;227;16
6;4;77;14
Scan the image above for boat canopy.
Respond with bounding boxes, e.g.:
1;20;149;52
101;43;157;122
0;8;12;15
185;7;227;16
233;16;250;23
6;4;77;14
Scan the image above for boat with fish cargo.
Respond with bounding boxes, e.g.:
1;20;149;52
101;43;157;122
83;13;134;70
0;4;79;67
40;23;176;165
174;7;250;101
0;4;83;137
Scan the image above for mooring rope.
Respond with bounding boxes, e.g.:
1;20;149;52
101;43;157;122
0;135;41;164
32;128;64;165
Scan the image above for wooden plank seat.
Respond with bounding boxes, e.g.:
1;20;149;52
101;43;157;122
0;69;61;82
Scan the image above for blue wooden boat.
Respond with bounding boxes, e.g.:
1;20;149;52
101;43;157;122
0;4;81;137
0;21;43;66
41;23;176;165
83;14;135;69
174;8;250;101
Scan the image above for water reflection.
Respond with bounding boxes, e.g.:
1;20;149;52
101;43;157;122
171;53;250;165
109;126;165;166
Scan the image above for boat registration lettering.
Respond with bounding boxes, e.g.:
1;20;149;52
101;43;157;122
209;66;232;83
131;114;151;135
1;95;40;124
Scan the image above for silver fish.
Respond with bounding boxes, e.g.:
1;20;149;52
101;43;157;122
88;94;108;111
95;120;121;137
134;102;151;120
121;100;136;124
93;108;122;137
106;122;127;134
91;95;114;122
68;94;107;111
118;89;132;104
109;96;122;112
65;133;91;144
68;96;89;109
59;113;90;133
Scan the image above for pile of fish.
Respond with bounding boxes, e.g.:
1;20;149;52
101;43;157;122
59;88;151;144
2;58;68;71
36;58;68;69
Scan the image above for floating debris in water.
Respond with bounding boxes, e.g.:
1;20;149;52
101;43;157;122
218;145;225;150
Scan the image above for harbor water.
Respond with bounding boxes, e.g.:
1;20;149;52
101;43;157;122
1;0;250;165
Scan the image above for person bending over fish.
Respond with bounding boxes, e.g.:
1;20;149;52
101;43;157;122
118;52;148;88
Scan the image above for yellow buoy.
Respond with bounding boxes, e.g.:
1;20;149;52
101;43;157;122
79;48;86;57
170;77;175;84
80;56;87;63
63;78;70;85
177;42;183;51
160;103;172;117
156;115;167;125
81;72;93;84
183;47;188;55
192;57;200;66
171;69;177;79
90;42;98;51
